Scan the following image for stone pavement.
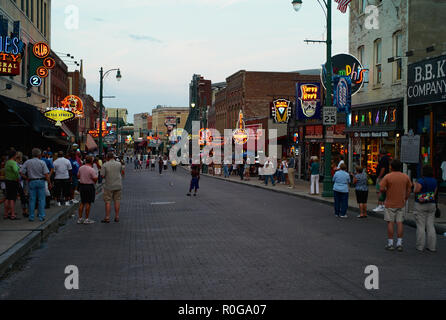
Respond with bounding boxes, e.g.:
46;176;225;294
0;186;103;277
194;168;446;234
0;166;445;299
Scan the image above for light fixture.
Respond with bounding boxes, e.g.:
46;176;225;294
388;57;395;63
191;103;196;108
426;45;435;53
116;69;122;81
292;0;303;12
405;50;414;57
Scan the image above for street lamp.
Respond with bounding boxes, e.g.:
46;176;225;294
98;67;122;157
292;0;334;197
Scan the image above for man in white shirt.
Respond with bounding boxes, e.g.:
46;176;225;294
53;151;73;206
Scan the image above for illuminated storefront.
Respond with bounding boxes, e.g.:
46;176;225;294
346;99;403;176
407;55;446;183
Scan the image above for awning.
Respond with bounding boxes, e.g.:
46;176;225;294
0;94;59;136
86;134;98;150
61;123;75;137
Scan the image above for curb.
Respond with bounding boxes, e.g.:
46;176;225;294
182;167;446;235
0;184;105;279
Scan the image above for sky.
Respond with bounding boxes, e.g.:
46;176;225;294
51;0;349;122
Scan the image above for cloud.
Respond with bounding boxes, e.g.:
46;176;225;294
129;34;163;43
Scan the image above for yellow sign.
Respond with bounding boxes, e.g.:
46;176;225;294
233;110;249;145
44;110;75;126
272;99;291;123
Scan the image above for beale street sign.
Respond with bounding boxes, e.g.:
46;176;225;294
407;55;446;106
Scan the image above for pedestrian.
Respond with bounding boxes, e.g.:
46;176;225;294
373;149;390;212
146;158;150;170
333;163;350;218
20;148;51;222
223;163;230;178
287;155;296;189
171;159;177;172
101;152;125;223
4;150;20;220
263;157;276;186
163;157;168;171
379;159;412;252
53;151;73;206
151;156;156;171
413;165;438;252
187;164;200;196
16;152;29;217
238;161;245;180
158;156;163;175
277;158;284;184
310;156;320;195
69;152;80;203
42;151;54;209
282;158;288;185
77;156;98;225
353;166;369;218
336;155;345;171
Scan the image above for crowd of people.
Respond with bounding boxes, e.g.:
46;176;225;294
0;147;125;225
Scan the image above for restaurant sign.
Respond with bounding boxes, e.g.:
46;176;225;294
296;83;322;120
407;55;446;106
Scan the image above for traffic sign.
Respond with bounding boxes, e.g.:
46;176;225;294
323;107;337;125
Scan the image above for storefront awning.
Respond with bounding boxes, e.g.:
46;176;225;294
86;134;98;151
0;94;59;136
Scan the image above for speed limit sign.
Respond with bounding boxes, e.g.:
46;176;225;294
323;107;337;125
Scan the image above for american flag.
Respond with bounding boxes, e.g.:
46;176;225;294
334;0;352;13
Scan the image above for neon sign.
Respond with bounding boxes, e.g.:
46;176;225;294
44;110;75;127
297;83;321;120
271;99;291;123
322;53;367;95
0;20;25;76
233;110;249;145
61;95;84;118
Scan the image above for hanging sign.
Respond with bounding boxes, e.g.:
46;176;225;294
297;83;322;120
0;19;25;76
44;110;75;126
271;99;291;123
333;75;352;113
61;95;84;118
233;110;249;145
321;53;366;95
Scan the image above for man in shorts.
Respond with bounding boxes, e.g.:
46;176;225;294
77;156;98;224
380;159;412;252
187;164;200;196
101;152;125;223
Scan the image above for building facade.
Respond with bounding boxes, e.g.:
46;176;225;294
133;112;149;138
347;0;408;176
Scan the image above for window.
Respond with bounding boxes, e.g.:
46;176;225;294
359;0;367;14
31;0;34;22
393;31;403;81
374;39;382;85
37;0;39;28
40;0;43;32
358;46;365;65
26;0;29;17
21;0;24;11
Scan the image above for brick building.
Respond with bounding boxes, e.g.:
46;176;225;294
215;70;319;156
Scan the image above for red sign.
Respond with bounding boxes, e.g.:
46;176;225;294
88;129;109;138
33;42;50;59
0;53;21;76
305;125;323;139
43;57;56;69
37;66;49;78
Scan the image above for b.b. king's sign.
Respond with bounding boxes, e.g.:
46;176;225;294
407;55;446;106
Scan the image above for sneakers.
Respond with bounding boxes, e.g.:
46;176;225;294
396;245;403;252
339;215;348;219
57;202;62;207
187;193;191;196
373;205;385;212
77;218;84;224
83;219;95;225
72;199;79;204
65;202;71;206
385;244;395;251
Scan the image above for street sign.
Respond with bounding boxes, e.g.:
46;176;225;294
323;107;337;125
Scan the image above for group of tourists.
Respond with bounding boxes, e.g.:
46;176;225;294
0;147;125;225
132;153;177;174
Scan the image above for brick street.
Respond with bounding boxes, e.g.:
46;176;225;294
0;166;445;300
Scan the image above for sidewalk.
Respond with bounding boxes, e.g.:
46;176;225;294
0;184;104;278
185;167;446;235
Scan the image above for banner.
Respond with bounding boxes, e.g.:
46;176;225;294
333;75;352;114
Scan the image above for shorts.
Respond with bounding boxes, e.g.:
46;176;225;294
71;175;79;188
190;177;199;190
103;189;122;202
355;190;369;204
384;207;405;223
79;184;96;204
5;180;19;200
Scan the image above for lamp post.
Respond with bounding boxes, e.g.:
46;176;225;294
292;0;334;197
98;67;122;157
